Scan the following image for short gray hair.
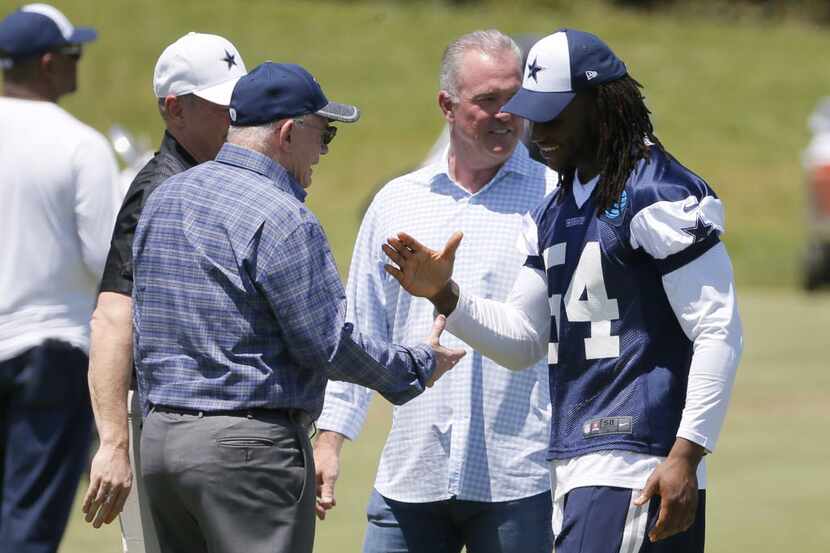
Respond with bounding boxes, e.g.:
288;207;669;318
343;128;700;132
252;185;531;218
439;29;521;102
226;121;282;153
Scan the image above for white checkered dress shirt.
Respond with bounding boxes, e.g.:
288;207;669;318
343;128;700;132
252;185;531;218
318;143;558;502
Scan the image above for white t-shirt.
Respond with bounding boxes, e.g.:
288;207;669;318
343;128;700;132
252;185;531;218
0;97;121;360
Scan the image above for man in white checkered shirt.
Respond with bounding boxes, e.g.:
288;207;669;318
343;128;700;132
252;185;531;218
314;30;558;553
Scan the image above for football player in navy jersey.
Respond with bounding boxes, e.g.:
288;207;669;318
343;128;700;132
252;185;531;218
382;29;743;553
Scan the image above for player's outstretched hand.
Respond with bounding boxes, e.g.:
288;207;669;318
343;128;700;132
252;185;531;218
634;438;704;542
383;231;463;299
82;443;132;528
425;314;466;387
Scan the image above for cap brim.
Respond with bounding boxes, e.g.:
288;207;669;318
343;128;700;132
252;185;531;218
192;76;243;107
317;101;360;123
502;87;575;123
68;27;97;44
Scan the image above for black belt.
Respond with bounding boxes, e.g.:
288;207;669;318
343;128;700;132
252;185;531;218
152;404;315;435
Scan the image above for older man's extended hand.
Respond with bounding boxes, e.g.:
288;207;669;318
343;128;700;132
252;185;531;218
425;314;465;387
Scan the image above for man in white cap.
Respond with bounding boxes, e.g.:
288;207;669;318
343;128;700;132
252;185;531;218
80;32;247;553
0;4;120;552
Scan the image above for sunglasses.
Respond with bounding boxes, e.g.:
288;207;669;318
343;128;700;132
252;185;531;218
293;118;337;146
55;44;83;60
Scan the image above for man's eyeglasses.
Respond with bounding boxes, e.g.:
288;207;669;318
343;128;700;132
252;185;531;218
54;44;83;60
293;118;337;146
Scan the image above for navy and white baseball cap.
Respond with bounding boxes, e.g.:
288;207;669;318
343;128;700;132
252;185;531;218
0;3;96;60
502;29;627;123
153;33;247;107
229;62;360;126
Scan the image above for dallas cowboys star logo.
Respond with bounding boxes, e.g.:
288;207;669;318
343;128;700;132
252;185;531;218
681;216;714;243
221;50;237;70
527;57;543;82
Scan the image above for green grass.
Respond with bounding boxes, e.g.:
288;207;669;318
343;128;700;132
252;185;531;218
60;288;830;552
2;0;828;286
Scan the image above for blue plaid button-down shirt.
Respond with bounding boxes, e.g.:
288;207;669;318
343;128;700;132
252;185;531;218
319;143;558;502
132;143;435;418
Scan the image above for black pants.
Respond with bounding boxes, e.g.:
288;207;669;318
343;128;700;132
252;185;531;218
0;340;93;553
141;408;315;553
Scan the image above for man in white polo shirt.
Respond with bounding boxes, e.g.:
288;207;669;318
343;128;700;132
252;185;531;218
0;4;120;552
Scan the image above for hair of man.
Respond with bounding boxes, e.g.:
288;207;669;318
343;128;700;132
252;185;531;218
226;120;282;153
439;29;521;102
561;74;665;213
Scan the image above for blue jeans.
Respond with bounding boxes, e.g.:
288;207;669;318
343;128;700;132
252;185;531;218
363;488;553;553
0;340;93;553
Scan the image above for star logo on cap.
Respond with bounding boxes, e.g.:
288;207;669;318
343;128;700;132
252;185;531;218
222;50;237;70
681;216;714;243
527;57;544;83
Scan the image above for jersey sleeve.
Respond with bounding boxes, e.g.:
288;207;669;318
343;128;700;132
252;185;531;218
662;242;743;452
628;175;724;274
446;264;550;370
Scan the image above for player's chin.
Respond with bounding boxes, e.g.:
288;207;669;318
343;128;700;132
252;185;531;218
539;149;567;171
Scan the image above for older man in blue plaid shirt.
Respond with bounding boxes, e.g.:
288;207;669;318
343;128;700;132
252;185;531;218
315;30;558;553
132;62;464;553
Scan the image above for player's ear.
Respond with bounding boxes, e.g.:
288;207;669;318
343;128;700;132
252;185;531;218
39;52;56;76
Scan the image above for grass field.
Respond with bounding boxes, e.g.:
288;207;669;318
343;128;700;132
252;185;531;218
59;288;830;552
1;0;827;286
3;0;828;551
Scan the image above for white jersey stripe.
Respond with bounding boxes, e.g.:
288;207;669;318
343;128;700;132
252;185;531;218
618;489;649;553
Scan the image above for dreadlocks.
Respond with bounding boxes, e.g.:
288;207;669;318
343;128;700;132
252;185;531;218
559;75;663;214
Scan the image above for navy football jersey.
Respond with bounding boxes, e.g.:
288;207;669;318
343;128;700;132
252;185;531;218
523;147;724;460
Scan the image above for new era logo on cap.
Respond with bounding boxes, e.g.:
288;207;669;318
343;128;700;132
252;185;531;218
504;28;627;123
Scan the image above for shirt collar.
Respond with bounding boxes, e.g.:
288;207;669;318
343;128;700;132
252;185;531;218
572;170;600;209
428;141;533;194
160;131;198;168
215;143;307;202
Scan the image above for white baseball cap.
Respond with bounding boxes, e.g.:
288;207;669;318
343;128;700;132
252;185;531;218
153;32;247;106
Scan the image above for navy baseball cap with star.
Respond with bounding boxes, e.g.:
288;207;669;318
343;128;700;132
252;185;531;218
0;3;96;60
502;28;627;123
229;62;360;126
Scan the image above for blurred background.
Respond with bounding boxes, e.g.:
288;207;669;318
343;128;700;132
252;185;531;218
2;0;828;551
